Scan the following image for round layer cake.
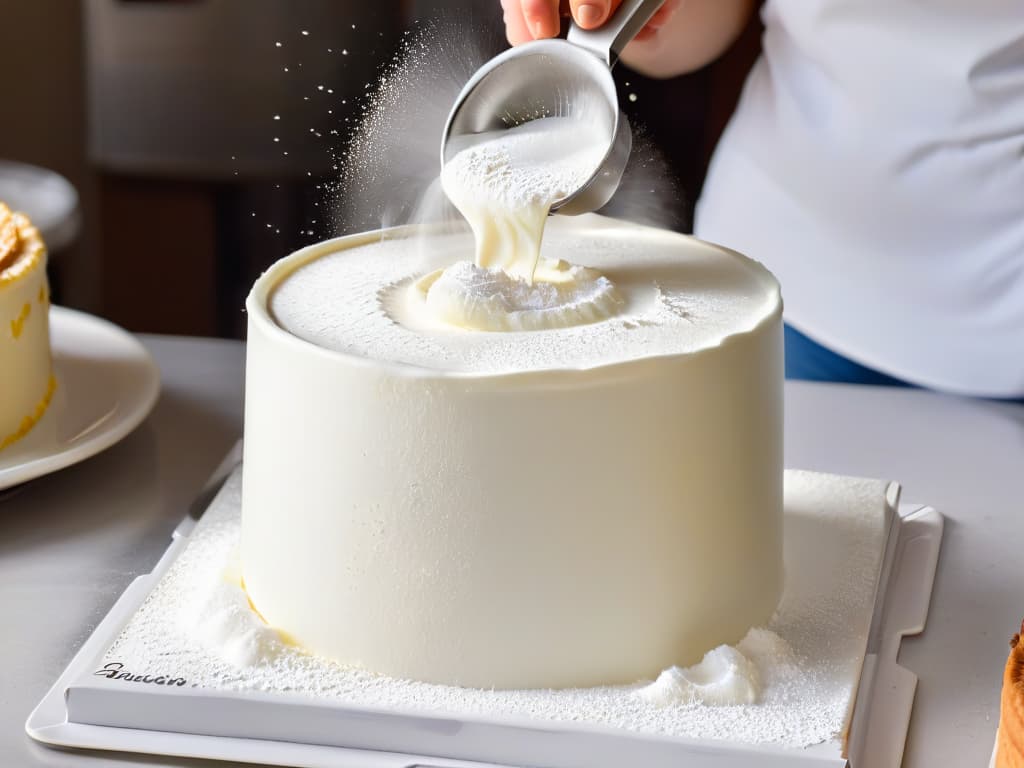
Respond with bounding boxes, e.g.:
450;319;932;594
0;203;54;453
242;214;784;689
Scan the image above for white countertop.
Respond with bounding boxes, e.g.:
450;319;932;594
1;334;1020;767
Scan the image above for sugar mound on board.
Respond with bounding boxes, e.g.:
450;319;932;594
635;628;797;707
178;551;286;669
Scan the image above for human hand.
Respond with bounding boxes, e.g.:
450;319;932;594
500;0;682;46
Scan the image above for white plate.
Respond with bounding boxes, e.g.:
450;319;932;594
0;306;160;491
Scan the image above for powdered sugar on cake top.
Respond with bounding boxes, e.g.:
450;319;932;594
269;217;780;375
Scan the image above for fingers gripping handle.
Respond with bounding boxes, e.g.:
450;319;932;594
566;0;665;67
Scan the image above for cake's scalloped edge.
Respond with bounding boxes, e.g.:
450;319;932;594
0;211;47;288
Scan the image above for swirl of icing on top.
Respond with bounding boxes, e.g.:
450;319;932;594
412;258;623;332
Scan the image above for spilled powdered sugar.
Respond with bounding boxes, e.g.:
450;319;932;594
177;552;286;669
102;468;890;750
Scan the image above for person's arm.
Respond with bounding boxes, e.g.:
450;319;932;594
501;0;756;79
620;0;756;78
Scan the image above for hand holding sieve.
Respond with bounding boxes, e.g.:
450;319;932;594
441;0;664;215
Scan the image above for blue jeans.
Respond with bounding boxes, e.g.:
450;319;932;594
785;325;1024;403
784;325;915;387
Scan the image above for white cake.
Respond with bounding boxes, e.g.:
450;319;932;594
0;203;54;453
242;214;783;689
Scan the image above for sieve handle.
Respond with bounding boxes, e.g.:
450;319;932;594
566;0;665;68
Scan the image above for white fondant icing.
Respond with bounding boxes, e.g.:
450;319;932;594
243;215;784;689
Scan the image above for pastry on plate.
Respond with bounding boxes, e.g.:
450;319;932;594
0;202;54;452
997;621;1024;767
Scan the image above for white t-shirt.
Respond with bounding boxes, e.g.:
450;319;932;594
695;0;1024;397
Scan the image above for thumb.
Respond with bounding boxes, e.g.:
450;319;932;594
569;0;623;29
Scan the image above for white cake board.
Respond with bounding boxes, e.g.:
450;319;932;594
27;445;943;768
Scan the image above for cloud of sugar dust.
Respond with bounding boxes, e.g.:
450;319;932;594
330;15;684;249
329;18;502;238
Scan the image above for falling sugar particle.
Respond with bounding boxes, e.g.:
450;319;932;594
628;93;638;102
317;85;325;91
284;67;289;72
301;30;309;36
275;42;282;48
273;137;280;142
273;115;281;120
342;49;349;55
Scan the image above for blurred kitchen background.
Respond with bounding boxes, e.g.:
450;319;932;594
0;0;760;339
